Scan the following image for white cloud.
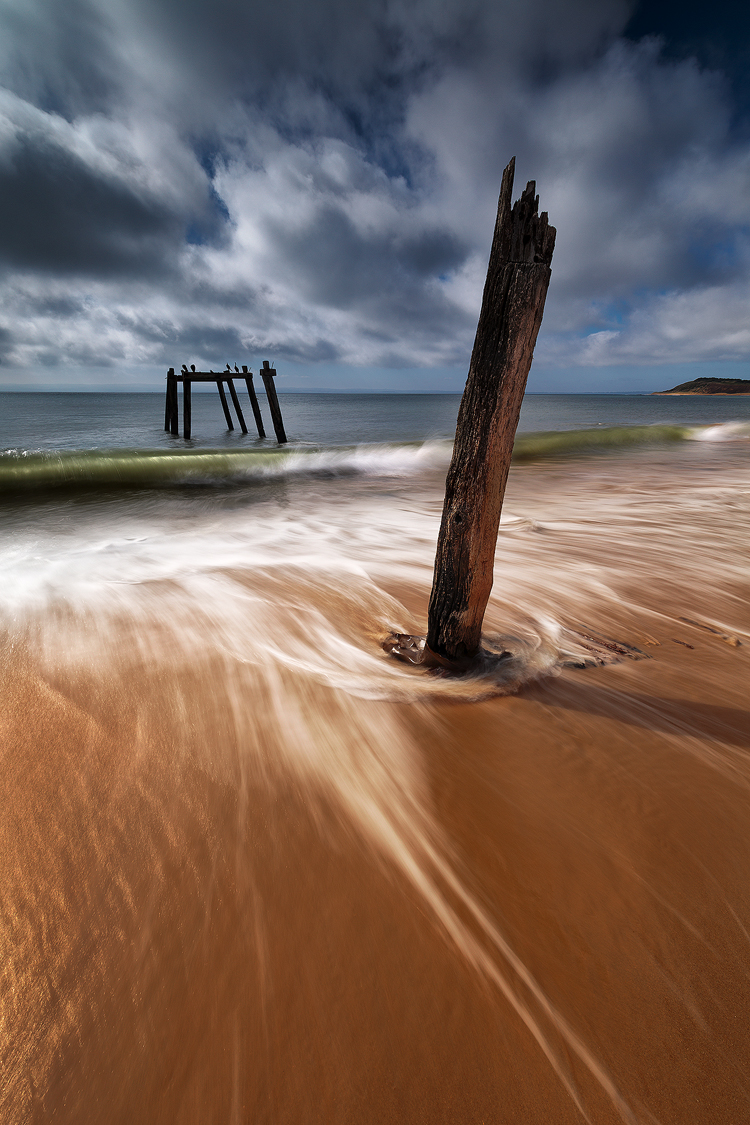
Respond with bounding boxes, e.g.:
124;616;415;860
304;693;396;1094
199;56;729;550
0;0;748;383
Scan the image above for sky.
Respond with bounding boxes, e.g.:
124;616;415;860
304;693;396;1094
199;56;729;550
0;0;748;392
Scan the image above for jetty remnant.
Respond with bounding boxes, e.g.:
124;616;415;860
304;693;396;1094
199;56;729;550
260;361;287;443
387;157;555;668
164;363;287;442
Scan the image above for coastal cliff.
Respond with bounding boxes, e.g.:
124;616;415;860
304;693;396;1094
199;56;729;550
653;377;750;395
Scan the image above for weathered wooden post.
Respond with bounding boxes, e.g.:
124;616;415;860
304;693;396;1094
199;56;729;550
165;368;179;436
388;158;555;668
225;365;249;433
428;159;555;663
260;361;287;444
181;365;192;439
242;366;266;438
214;374;234;431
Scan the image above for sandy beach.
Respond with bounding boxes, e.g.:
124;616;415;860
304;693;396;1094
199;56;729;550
1;439;749;1124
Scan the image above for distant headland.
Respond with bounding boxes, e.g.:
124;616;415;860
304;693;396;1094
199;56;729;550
653;377;750;395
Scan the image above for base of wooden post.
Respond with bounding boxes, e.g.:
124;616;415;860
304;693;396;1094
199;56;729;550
384;628;649;678
382;632;511;672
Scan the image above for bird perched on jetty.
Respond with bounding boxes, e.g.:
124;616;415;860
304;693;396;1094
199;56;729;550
234;365;239;373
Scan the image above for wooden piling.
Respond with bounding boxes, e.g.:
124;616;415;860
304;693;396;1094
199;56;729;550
183;377;192;439
226;374;248;433
164;369;173;431
260;361;287;444
242;366;266;437
165;368;179;436
425;158;555;664
216;379;234;430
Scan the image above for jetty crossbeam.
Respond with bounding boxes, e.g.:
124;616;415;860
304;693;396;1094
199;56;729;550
164;364;286;443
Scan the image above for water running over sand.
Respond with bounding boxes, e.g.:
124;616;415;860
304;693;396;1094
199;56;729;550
1;433;749;1123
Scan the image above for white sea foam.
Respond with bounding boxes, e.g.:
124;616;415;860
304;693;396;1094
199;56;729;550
689;421;750;441
2;441;748;700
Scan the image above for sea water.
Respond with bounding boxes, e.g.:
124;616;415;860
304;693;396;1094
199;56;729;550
2;390;750;451
1;392;749;496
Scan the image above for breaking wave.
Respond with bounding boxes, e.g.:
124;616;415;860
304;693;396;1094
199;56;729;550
1;422;748;495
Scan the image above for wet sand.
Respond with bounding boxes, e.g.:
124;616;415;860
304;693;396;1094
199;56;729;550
1;443;749;1123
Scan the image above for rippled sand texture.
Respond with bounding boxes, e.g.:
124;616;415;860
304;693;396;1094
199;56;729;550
1;441;749;1124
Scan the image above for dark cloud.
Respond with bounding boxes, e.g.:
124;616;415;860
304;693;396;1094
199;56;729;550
0;131;180;274
0;98;230;276
270;338;342;365
269;204;467;308
0;323;12;362
33;295;85;317
158;323;249;363
0;0;127;120
625;0;750;120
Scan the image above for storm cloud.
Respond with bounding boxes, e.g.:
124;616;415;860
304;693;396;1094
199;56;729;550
0;0;747;384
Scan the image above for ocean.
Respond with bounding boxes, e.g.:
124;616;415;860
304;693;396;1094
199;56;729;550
2;388;750;451
2;390;750;1124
